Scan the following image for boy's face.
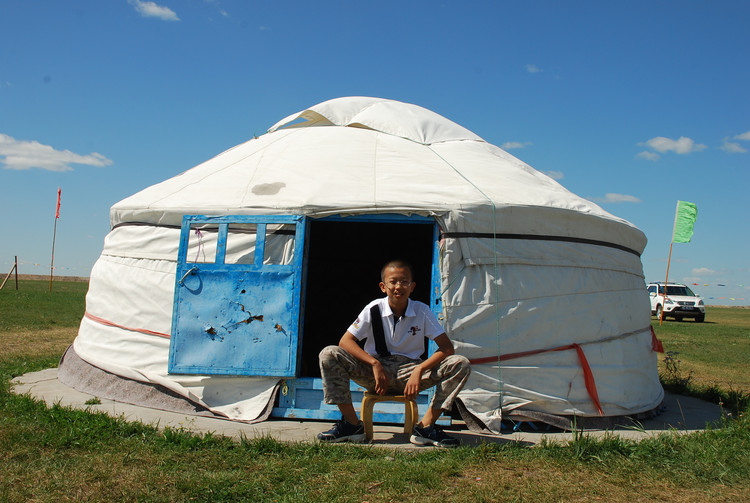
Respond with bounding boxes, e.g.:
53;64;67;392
379;266;415;309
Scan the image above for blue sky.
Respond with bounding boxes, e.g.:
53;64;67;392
1;1;748;305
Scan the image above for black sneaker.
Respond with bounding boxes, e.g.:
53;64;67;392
317;418;366;443
410;424;460;448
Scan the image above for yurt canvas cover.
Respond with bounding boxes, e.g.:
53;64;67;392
60;97;662;432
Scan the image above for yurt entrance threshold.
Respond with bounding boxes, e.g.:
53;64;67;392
168;214;442;422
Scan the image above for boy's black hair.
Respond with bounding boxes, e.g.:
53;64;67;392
380;259;414;281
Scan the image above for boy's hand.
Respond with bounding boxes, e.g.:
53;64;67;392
372;361;389;395
404;367;423;400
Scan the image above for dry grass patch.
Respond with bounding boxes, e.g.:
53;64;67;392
3;448;180;503
3;327;77;361
664;357;748;392
456;461;750;503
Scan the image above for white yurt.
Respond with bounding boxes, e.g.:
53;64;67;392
59;96;663;432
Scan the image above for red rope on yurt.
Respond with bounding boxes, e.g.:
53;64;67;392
469;343;605;416
84;312;171;339
571;343;603;416
651;325;664;353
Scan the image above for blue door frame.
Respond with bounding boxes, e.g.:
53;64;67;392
272;214;444;423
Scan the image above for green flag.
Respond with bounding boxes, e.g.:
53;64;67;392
672;200;697;243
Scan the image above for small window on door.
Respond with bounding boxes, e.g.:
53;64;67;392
186;224;218;264
264;224;296;265
225;223;258;265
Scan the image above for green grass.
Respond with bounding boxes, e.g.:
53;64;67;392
1;394;748;502
652;307;750;414
0;279;88;331
1;281;749;502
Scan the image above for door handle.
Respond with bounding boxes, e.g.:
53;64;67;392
178;266;198;285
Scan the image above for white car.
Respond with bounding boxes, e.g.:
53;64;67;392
647;282;705;322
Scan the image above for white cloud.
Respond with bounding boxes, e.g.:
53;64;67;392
636;150;660;161
129;0;180;21
692;267;716;275
721;141;747;153
526;64;542;74
0;134;113;172
642;136;707;155
203;0;229;18
734;131;750;141
543;170;564;180
592;193;642;204
501;141;532;150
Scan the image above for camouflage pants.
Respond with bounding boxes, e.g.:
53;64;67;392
319;345;471;411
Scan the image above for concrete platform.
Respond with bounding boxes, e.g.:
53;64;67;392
10;368;725;449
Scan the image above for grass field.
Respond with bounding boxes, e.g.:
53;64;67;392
1;280;749;502
653;307;750;394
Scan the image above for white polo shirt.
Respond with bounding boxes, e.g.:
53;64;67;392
348;297;445;360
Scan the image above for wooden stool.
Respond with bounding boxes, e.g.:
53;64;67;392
360;392;420;441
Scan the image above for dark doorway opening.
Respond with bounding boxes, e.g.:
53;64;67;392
299;219;436;377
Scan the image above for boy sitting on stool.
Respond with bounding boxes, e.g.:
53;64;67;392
318;259;471;447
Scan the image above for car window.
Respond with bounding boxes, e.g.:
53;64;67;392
664;286;695;296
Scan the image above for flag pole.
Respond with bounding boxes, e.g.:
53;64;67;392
661;200;698;325
661;242;673;326
660;201;680;326
49;188;61;292
49;218;58;291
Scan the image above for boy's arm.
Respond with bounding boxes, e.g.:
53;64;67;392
403;333;454;400
339;331;389;395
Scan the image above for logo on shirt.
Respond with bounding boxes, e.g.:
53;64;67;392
353;317;361;329
408;326;421;336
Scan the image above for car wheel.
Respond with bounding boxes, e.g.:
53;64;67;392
695;315;705;323
655;305;663;320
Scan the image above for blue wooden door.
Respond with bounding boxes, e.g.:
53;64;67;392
168;215;307;376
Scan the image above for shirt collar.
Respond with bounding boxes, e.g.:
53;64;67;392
380;297;415;318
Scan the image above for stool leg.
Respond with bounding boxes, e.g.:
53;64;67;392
404;400;418;434
361;395;375;441
403;400;412;434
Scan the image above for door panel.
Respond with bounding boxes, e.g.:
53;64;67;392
168;215;306;376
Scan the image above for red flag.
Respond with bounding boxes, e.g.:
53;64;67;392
55;187;61;219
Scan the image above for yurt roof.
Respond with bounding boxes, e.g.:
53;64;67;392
110;96;646;253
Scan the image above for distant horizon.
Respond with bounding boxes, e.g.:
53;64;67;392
5;274;748;309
